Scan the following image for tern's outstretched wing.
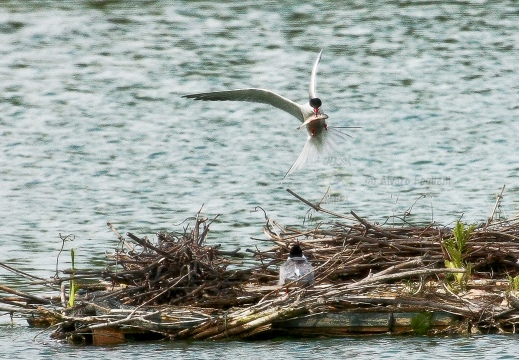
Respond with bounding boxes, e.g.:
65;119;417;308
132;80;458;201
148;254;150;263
309;49;323;100
183;89;305;123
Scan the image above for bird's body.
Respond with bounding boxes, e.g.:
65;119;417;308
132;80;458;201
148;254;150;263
182;50;349;176
278;244;314;286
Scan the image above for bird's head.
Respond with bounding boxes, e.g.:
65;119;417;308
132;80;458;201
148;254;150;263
289;243;303;258
309;97;322;116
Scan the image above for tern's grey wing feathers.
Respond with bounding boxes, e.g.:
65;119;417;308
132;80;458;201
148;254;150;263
278;257;314;285
183;88;304;123
309;49;323;99
278;262;288;285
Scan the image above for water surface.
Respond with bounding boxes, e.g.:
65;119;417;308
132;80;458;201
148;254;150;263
1;0;519;357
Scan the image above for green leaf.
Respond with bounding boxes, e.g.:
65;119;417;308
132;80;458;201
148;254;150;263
68;248;76;308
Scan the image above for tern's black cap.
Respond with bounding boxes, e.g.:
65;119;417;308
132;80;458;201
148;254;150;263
309;98;322;109
289;244;303;258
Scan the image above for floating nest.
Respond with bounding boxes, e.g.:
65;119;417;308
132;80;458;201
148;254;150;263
3;188;519;344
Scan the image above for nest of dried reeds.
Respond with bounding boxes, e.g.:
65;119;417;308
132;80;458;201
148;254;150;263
3;187;519;342
99;213;260;308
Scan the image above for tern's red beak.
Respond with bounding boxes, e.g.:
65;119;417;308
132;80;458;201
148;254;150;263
313;108;319;116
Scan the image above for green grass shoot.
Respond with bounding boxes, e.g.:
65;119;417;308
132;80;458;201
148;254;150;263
443;220;474;289
68;248;77;308
508;275;519;292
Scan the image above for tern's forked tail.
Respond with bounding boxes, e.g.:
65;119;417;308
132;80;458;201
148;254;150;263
284;127;351;178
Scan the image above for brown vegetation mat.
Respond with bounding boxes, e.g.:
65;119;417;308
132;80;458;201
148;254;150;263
3;188;519;342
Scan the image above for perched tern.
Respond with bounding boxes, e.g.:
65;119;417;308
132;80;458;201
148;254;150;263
278;243;314;286
183;49;350;177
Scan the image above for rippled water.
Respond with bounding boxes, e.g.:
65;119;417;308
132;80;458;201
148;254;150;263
1;0;519;357
3;325;519;360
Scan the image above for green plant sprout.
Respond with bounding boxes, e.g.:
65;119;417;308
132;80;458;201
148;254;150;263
508;274;519;292
68;248;77;308
443;220;474;290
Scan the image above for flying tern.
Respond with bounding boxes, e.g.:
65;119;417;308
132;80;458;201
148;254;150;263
182;49;350;177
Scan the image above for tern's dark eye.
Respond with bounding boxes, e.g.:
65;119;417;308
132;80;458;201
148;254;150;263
309;98;322;109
